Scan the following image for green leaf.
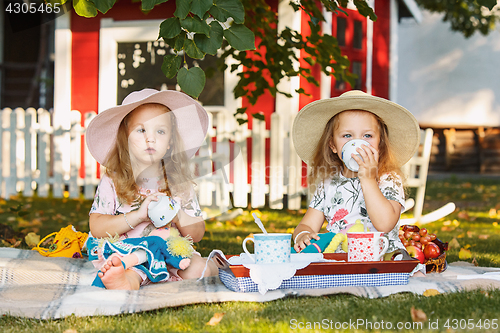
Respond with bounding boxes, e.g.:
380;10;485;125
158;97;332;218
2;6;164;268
184;38;206;59
177;66;206;98
477;0;497;10
236;118;248;125
353;0;377;21
142;0;169;11
181;16;211;35
223;24;255;50
234;107;247;115
194;21;223;55
210;0;245;24
191;0;213;19
174;0;192;19
73;0;98;17
252;113;265;121
159;18;182;39
161;54;182;78
90;0;116;14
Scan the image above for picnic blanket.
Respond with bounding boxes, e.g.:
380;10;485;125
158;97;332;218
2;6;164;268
2;247;500;319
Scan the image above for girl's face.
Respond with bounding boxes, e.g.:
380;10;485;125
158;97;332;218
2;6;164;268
126;104;172;171
329;110;381;169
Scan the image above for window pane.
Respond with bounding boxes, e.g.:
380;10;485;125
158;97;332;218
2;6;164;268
352;61;362;89
353;20;363;49
337;17;346;46
117;41;224;106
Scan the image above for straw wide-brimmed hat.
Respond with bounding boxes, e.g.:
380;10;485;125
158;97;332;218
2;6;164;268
292;90;420;167
86;88;209;166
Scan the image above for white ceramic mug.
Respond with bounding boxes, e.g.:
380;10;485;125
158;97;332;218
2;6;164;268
242;233;292;264
148;196;180;228
347;231;389;262
341;139;370;172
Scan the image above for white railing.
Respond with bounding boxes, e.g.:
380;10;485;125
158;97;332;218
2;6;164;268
0;107;308;211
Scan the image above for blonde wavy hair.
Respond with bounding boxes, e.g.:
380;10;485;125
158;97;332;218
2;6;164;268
104;103;195;205
308;110;404;191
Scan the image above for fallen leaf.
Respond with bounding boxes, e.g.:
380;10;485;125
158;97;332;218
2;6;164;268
467;231;475;238
410;307;427;322
448;238;461;250
250;210;262;218
489;208;497;218
63;329;78;333
206;312;225;326
478;234;490;240
459;247;472;260
443;220;452;226
423;289;440;297
25;232;40;248
472;257;479;266
457;211;469;220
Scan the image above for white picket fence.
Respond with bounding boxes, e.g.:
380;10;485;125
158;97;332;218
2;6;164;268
0;107;307;211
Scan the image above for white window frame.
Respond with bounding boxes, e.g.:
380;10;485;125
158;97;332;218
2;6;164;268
98;18;240;113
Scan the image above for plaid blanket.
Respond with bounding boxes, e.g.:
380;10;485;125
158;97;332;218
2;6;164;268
2;248;500;319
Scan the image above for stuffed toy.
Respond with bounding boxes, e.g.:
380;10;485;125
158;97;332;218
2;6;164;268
91;225;194;288
291;233;336;253
324;219;369;253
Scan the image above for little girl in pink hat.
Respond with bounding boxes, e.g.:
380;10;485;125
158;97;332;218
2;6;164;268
86;88;217;290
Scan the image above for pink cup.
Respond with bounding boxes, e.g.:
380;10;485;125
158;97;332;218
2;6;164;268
347;232;389;262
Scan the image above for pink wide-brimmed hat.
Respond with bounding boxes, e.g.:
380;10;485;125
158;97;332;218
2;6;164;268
86;88;209;166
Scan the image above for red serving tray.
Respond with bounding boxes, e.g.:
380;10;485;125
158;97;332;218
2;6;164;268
227;253;419;278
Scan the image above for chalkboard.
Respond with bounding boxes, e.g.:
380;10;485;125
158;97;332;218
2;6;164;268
117;41;224;106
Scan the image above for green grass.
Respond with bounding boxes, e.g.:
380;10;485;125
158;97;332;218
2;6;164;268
2;176;500;332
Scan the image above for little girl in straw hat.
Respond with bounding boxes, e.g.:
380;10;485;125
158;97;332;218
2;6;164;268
291;90;420;254
86;88;217;290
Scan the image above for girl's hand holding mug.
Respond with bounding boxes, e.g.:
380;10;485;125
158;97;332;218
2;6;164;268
353;144;379;180
293;231;320;252
136;193;167;223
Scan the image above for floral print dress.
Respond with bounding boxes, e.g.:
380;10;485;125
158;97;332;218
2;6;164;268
88;174;203;284
309;172;406;253
89;174;202;239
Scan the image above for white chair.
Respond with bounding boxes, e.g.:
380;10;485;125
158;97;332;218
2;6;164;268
400;128;455;225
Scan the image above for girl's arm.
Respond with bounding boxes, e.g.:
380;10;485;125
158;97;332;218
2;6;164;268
173;210;205;242
89;193;165;238
354;145;401;232
359;179;401;232
292;208;325;252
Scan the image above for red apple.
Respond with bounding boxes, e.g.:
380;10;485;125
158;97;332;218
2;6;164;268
406;245;425;264
423;242;441;259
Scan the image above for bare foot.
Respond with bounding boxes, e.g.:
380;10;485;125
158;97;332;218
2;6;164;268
98;256;140;290
179;258;191;270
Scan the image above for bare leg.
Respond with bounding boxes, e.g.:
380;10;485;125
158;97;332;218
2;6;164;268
178;253;218;280
179;258;191;270
98;254;142;290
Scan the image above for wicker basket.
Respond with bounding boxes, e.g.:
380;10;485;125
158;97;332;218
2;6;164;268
425;252;447;273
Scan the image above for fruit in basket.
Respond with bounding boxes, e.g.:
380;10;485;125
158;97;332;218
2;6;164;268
406;245;425;264
423;242;441;259
400;224;448;265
